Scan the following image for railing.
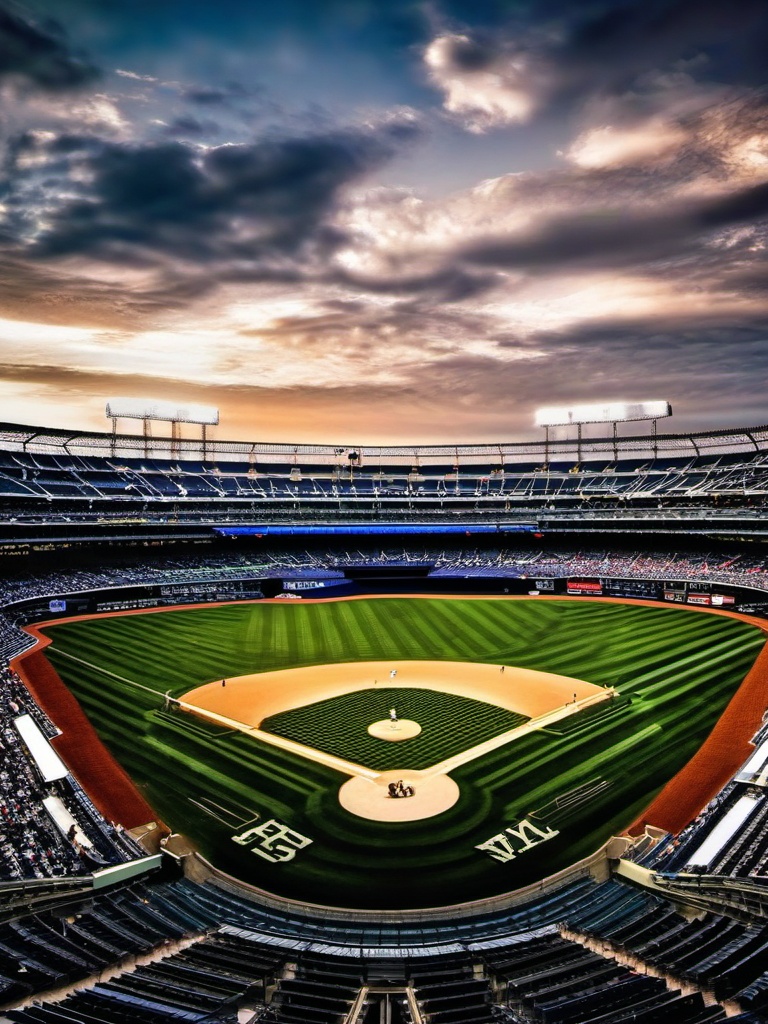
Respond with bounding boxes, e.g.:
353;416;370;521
2;420;768;466
0;875;94;922
651;871;768;923
192;841;611;925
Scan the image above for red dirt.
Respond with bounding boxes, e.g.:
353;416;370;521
628;637;768;835
12;645;157;830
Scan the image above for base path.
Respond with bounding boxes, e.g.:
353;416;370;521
180;660;613;823
182;659;601;725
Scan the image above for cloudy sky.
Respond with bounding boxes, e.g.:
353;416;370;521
1;0;767;444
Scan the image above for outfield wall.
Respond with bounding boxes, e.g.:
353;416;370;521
5;571;767;630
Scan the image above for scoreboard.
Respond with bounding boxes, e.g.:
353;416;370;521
663;580;736;606
566;578;661;599
601;578;660;599
564;577;739;606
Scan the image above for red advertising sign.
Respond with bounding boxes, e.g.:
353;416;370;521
567;580;603;595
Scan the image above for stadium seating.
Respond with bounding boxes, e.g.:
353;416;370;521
2;417;768;1021
1;421;768;528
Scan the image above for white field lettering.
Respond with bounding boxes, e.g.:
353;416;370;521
475;818;560;863
232;818;313;863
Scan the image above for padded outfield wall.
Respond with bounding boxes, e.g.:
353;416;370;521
7;571;765;626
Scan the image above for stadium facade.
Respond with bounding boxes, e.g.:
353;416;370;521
1;416;768;1024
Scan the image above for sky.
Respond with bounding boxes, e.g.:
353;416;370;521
0;0;767;445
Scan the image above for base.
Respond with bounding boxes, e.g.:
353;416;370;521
338;770;460;822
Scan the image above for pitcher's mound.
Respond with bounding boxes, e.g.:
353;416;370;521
339;770;460;821
367;719;422;741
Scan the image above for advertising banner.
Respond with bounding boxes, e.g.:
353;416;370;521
567;580;603;595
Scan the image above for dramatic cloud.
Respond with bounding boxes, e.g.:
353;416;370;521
459;181;768;273
425;0;768;132
2;117;421;284
565;118;687;169
424;32;543;131
1;0;767;442
553;0;768;94
0;6;99;90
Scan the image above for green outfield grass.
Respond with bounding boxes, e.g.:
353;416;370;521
37;597;765;909
262;686;529;771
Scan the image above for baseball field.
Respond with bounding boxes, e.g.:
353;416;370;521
30;595;765;910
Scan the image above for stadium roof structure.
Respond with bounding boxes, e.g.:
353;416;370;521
1;420;768;467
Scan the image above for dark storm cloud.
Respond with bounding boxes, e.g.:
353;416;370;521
0;4;99;89
397;313;768;433
25;120;420;267
557;0;768;89
181;81;252;106
164;116;219;137
528;316;768;358
698;182;768;231
459;180;768;273
332;265;500;303
512;317;768;425
430;0;768;126
0;249;207;329
236;293;497;347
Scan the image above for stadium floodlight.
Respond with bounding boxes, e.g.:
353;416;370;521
106;398;219;459
106;399;219;426
534;401;671;428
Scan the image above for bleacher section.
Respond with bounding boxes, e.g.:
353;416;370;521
0;664;144;888
2;867;768;1020
1;422;767;532
563;880;768;1013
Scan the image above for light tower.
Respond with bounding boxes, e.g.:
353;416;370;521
105;399;220;459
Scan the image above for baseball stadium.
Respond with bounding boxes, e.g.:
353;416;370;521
2;407;768;1024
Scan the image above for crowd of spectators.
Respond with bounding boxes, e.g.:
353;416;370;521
0;665;84;881
429;547;768;590
3;439;768;511
0;664;143;883
0;545;767;656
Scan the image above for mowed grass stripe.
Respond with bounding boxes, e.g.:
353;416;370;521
550;614;748;684
346;599;398;655
37;597;764;909
407;601;467;660
458;652;761;818
638;643;761;704
438;599;510;659
523;612;693;679
606;630;742;691
357;597;411;655
631;630;762;689
263;686;528;771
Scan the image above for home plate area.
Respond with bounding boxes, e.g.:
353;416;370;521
339;770;460;822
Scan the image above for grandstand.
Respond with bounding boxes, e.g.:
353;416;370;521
1;419;767;533
2;416;768;1023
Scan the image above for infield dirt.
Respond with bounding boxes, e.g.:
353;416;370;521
181;659;601;725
